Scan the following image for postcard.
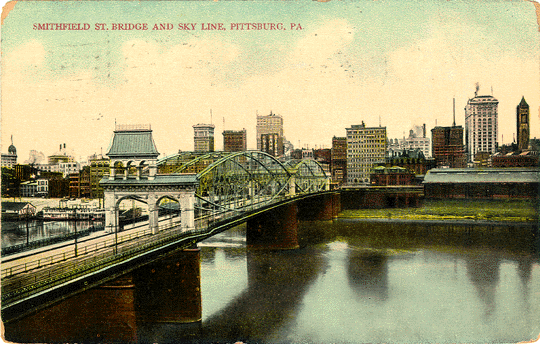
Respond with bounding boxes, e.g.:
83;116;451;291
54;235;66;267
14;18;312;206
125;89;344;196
1;1;539;343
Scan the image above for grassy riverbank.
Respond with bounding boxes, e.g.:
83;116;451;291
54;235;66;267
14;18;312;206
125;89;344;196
339;199;539;223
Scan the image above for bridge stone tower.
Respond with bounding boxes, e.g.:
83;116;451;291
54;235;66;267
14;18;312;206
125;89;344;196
107;124;160;180
101;124;198;235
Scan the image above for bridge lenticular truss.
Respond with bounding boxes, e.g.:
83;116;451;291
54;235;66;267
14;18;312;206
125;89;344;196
189;151;329;225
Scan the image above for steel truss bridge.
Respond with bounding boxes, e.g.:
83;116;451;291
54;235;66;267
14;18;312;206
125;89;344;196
171;150;330;221
1;151;331;322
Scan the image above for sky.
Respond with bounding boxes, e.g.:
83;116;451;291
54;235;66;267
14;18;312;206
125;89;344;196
2;0;539;161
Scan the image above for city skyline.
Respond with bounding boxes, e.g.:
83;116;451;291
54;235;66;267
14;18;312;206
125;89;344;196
2;1;539;160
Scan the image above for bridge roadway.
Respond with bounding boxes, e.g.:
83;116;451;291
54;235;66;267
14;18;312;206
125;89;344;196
1;191;335;323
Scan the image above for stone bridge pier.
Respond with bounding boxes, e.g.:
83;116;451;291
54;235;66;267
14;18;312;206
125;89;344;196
246;193;341;250
298;192;341;221
4;248;203;343
246;202;300;250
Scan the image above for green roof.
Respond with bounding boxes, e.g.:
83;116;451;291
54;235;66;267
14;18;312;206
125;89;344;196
107;130;159;159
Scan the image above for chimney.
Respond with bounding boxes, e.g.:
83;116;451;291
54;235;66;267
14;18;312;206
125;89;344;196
453;98;456;127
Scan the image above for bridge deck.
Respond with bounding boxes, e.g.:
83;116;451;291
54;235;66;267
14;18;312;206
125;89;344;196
1;192;334;323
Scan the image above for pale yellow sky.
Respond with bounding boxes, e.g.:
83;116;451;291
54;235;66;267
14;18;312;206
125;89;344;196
2;1;539;160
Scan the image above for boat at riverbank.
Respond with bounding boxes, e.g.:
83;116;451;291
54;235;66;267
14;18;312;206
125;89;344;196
42;207;105;221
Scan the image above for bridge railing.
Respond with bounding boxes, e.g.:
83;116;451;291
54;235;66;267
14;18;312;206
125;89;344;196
1;227;155;279
1;190;326;307
1;223;188;305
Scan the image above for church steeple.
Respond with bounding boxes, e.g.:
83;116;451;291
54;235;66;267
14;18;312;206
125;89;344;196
517;96;530;151
518;96;529;109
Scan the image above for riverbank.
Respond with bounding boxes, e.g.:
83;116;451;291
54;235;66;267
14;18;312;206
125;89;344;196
339;199;539;223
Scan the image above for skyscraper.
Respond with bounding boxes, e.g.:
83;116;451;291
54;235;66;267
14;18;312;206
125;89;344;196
516;97;530;151
193;123;215;152
431;125;465;168
331;136;347;185
465;88;499;163
223;129;247;152
346;122;387;184
256;111;284;156
260;133;280;157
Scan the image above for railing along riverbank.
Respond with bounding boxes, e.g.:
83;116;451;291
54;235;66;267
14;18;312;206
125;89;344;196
0;194;295;307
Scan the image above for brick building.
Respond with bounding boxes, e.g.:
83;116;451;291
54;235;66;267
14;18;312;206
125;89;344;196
331;136;347;185
370;166;414;186
431;125;465;168
223;129;247;152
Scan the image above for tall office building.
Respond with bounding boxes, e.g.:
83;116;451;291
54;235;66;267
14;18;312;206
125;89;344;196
516;97;530;151
331;136;347;185
256;111;284;156
465;89;499;163
260;133;280;157
193;124;215;152
346;122;387;184
223;129;247;152
431;125;465;168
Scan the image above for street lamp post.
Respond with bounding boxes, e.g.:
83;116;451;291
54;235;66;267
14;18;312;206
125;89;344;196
74;209;78;257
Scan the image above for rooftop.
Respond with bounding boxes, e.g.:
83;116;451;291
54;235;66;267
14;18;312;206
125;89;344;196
2;202;35;212
424;168;539;184
107;128;159;159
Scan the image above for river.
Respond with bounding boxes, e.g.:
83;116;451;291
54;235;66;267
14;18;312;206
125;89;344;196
196;219;539;343
1;219;100;249
4;218;540;343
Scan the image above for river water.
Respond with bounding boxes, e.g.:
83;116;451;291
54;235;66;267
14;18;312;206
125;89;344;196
4;218;539;343
197;219;540;343
1;220;100;248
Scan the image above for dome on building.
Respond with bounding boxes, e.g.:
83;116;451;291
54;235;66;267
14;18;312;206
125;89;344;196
8;135;16;155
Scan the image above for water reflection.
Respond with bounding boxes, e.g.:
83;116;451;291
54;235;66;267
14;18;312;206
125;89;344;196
201;247;324;342
465;254;500;318
5;219;540;343
347;249;389;301
1;220;99;248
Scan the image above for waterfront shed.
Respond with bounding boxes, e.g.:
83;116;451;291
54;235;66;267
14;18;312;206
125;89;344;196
1;202;37;219
423;168;539;199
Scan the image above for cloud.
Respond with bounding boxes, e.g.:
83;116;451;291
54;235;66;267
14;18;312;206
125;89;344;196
2;39;46;81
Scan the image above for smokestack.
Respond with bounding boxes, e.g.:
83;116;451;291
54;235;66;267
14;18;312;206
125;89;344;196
453;98;456;127
423;124;426;138
475;83;479;97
